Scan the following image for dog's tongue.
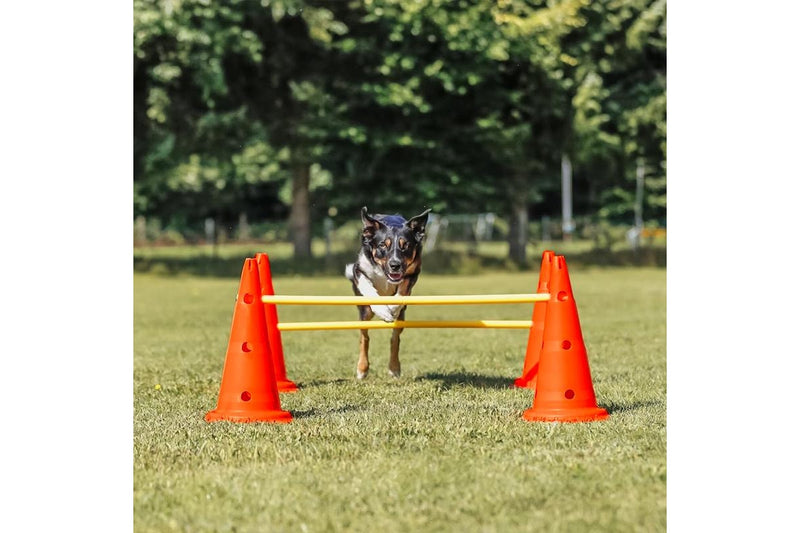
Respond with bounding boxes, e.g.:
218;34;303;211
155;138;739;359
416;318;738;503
388;272;403;282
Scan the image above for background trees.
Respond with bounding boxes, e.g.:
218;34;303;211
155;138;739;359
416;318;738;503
133;0;666;262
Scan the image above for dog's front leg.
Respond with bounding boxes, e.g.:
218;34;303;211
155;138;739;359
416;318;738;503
357;305;374;379
370;298;402;322
388;306;407;378
358;328;370;379
377;303;403;322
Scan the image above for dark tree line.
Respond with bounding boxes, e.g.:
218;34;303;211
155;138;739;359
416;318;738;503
134;0;665;261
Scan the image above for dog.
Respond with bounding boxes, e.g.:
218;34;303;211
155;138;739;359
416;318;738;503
345;206;431;379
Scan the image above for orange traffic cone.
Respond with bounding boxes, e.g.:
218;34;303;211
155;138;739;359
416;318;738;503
513;250;555;390
255;252;299;393
522;255;608;422
205;258;292;423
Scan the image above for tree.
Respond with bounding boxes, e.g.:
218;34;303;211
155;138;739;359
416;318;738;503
323;0;582;264
321;0;508;218
133;0;666;255
465;0;588;262
134;0;347;255
134;0;276;231
565;0;667;225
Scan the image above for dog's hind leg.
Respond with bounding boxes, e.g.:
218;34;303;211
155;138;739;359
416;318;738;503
356;305;374;379
388;306;407;378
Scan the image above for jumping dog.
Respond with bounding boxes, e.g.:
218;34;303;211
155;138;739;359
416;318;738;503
345;206;431;379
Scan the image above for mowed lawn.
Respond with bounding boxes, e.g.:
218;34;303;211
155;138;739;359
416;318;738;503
134;265;666;532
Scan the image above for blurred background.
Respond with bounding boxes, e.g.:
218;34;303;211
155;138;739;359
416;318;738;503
133;0;666;273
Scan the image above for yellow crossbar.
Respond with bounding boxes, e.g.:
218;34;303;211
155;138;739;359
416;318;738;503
262;293;549;306
277;320;534;331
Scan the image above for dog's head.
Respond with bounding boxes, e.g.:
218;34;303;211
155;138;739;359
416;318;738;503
360;206;431;284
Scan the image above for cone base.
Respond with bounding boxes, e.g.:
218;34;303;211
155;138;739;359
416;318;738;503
277;380;299;393
512;376;536;390
522;406;608;423
205;408;293;424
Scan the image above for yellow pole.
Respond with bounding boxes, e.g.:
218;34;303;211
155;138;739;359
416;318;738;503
262;293;550;306
277;320;534;331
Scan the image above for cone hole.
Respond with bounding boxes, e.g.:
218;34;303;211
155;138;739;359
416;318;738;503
243;293;255;304
241;391;251;402
557;291;568;302
241;342;252;353
564;389;575;399
562;340;572;350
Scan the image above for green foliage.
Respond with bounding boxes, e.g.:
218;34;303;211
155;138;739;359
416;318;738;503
134;0;667;244
572;71;621;162
134;0;351;228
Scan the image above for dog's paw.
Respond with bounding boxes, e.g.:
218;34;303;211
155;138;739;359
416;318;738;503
371;304;401;322
388;368;401;378
357;369;369;380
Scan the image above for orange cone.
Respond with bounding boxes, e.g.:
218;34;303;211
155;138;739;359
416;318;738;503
255;252;299;393
522;255;608;422
513;250;555;390
205;258;292;423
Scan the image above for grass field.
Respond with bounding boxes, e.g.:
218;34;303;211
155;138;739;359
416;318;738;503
133;260;666;532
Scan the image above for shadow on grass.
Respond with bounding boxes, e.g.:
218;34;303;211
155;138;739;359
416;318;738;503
416;373;664;417
296;378;351;388
134;245;665;278
291;404;363;419
601;399;664;416
415;371;515;390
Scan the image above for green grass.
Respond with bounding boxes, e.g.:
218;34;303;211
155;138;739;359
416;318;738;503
134;265;666;532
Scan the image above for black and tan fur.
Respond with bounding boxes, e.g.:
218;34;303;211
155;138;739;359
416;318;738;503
345;206;431;379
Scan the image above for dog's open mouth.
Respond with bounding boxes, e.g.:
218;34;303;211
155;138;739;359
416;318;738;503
387;271;404;283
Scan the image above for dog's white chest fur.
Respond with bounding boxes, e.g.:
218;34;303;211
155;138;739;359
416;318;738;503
356;255;397;295
345;256;403;321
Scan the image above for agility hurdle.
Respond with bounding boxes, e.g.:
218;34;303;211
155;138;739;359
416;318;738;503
277;319;535;331
205;250;609;424
262;293;549;306
262;293;548;331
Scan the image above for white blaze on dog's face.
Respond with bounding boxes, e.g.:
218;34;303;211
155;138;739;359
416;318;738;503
361;207;430;285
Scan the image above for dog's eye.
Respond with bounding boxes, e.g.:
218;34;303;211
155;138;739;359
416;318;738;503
399;240;409;251
377;241;387;249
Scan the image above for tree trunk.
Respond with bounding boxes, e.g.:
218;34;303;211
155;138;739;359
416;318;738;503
508;196;528;265
289;163;311;258
507;167;530;265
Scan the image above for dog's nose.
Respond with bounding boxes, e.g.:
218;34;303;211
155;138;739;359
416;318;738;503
388;259;402;271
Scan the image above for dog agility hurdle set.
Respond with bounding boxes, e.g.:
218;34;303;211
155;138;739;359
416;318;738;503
205;251;608;424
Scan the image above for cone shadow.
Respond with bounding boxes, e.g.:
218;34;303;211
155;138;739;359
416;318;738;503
416;372;514;390
600;399;663;415
291;404;363;419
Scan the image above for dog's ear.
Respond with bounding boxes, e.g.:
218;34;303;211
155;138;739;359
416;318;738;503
361;206;382;243
407;208;431;243
360;206;373;226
